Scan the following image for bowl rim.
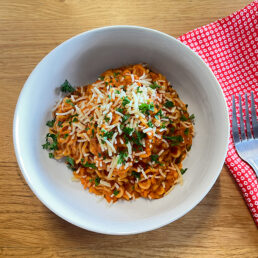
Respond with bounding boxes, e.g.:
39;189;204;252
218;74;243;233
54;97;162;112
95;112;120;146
13;25;230;235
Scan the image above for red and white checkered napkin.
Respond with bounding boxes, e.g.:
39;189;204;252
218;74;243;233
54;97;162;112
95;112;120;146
178;1;258;225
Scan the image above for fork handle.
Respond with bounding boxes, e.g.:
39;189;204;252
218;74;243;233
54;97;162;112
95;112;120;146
248;159;258;177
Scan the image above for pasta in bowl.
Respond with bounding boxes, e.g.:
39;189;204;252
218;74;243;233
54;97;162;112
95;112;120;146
43;64;194;203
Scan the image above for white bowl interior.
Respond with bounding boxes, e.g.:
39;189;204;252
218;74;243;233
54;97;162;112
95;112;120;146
13;26;229;234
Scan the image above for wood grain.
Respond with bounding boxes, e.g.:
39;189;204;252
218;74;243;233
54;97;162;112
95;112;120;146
0;0;257;257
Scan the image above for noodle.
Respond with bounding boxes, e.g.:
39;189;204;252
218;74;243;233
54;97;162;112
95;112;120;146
43;64;194;203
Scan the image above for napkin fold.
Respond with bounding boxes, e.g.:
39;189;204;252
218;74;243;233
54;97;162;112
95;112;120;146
178;1;258;225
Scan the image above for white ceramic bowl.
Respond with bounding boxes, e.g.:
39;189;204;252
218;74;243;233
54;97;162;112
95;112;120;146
13;26;229;235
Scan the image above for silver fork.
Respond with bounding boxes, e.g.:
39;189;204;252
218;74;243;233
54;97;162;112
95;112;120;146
232;91;258;176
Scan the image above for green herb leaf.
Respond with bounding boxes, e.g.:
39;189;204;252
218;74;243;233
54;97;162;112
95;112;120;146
139;103;154;115
113;189;119;196
91;129;95;137
42;133;58;151
180;168;188;175
164;101;174;108
46;119;55;127
116;107;124;113
150;154;159;163
154;109;162;119
136;87;142;93
101;130;114;140
104;115;110;122
122;96;130;106
65;99;75;107
122;127;134;135
98;153;101;158
113;72;120;77
72;118;78;123
95;176;100;186
117;151;128;165
115;90;120;94
60;80;75;93
149;81;160;89
162;135;183;145
58;121;63;127
189;114;195;121
49;153;54;159
161;122;166;129
122;113;130;123
66;156;74;167
184;128;189;135
132;171;141;179
63;133;69;139
180;114;188;121
147;121;153;128
99;76;104;80
81;159;97;169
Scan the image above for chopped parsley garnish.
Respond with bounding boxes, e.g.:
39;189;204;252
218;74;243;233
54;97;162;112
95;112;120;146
46;119;55;127
164;101;174;108
132;171;141;179
58;121;63;127
98;153;101;158
81;159;97;169
65;99;75;107
132;131;146;146
147;121;153;128
161;122;166;129
116;107;124;113
180;168;188;175
99;76;104;80
154;109;162;119
115;90;120;94
139;103;154;115
95;176;100;186
151;154;159;163
60;80;75;93
101;130;114;140
66;156;74;168
63;133;69;139
184;128;189;135
180;114;188;121
94;123;98;128
122;96;130;106
49;153;54;159
117;151;128;165
136;87;142;93
122;114;130;123
113;189;119;196
72;117;78;123
122;127;134;135
108;95;111;99
162;135;183;145
105;81;108;86
42;133;58;151
113;72;120;77
91;129;95;137
149;81;160;89
104;115;110;122
189;114;195;121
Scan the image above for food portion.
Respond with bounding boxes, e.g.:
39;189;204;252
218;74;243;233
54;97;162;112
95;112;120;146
43;64;194;203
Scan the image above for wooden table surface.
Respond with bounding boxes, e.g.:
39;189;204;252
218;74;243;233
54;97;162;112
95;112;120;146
0;0;257;257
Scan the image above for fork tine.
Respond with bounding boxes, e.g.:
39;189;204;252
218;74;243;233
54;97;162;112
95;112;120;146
245;93;252;139
232;95;240;144
238;94;246;140
251;91;258;139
